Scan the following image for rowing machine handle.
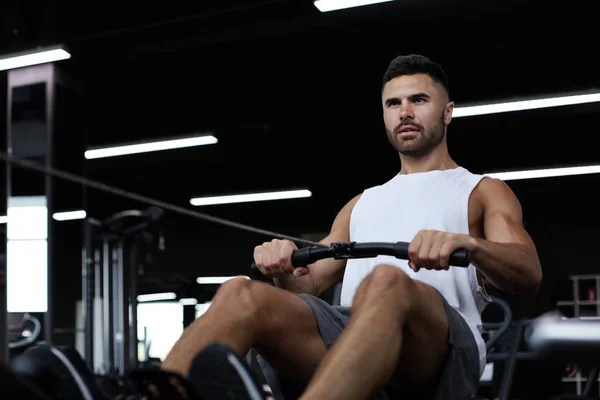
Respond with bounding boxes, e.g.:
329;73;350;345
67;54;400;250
393;242;471;267
249;243;471;280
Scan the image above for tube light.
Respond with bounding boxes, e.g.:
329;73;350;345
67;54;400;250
53;210;86;221
179;298;199;306
485;165;600;181
0;45;71;72
314;0;394;12
190;189;312;206
137;292;177;302
453;92;600;118
0;211;87;223
84;134;218;159
196;276;249;284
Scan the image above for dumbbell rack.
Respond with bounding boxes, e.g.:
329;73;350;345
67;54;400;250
556;274;600;396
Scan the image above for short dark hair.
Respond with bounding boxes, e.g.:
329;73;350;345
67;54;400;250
382;54;450;98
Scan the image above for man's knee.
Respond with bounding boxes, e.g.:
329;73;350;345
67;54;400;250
354;265;415;313
369;264;415;293
211;277;306;335
211;277;270;322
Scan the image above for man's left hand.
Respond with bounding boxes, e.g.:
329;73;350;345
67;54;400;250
407;230;478;272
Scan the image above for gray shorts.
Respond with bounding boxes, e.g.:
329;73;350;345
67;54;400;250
296;293;481;400
249;293;480;400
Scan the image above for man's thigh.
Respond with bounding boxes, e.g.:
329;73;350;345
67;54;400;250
254;293;352;399
389;282;480;399
249;284;328;383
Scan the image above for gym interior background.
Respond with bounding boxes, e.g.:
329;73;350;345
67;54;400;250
0;0;599;398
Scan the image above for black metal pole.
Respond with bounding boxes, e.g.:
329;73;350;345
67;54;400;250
129;236;139;372
45;79;54;344
102;238;113;374
112;240;124;375
498;321;525;400
82;219;94;369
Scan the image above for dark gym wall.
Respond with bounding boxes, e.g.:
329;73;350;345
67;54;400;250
3;0;600;348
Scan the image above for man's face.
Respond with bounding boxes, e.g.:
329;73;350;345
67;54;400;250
382;73;454;157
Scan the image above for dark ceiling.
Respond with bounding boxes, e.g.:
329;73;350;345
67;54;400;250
1;0;600;298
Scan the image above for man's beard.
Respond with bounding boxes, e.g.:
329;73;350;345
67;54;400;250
386;113;446;157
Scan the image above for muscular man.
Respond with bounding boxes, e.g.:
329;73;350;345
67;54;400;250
159;54;542;400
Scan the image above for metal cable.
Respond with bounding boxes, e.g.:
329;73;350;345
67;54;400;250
0;150;325;248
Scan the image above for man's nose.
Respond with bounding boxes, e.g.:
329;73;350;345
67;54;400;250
399;102;415;120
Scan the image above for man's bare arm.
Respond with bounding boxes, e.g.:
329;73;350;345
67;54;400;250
276;194;361;296
470;178;543;294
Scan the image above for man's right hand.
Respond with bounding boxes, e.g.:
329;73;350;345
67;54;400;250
253;239;310;279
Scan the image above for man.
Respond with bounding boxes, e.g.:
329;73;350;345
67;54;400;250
158;54;542;400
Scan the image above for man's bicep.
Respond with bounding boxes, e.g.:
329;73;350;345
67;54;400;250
481;179;536;249
310;194;361;295
328;194;362;242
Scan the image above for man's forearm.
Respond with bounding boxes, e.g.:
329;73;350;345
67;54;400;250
471;238;542;294
273;274;317;295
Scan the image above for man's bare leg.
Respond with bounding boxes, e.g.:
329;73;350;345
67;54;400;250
300;265;450;400
162;277;327;384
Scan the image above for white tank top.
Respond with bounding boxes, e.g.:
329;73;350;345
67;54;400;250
340;167;491;377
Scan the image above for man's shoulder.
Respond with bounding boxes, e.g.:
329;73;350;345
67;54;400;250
472;176;521;209
476;176;513;195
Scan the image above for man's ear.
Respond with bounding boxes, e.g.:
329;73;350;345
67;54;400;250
444;101;454;125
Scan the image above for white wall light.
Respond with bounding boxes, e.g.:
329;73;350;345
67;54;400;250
84;134;218;159
190;189;312;206
137;302;183;361
0;45;71;72
453;92;600;118
7;240;48;312
7;197;48;240
314;0;394;12
6;196;48;313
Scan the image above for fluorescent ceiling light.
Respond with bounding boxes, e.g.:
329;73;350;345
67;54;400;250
190;189;312;206
453;92;600;118
53;210;86;221
84;134;218;159
314;0;394;12
137;292;177;302
0;210;87;223
179;298;198;306
0;45;71;72
485;165;600;181
196;276;249;284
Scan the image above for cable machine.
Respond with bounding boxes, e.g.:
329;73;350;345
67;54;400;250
80;207;164;376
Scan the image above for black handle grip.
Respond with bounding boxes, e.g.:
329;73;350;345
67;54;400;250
249;263;271;282
393;242;471;267
292;247;324;267
449;249;471;267
249;246;331;281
